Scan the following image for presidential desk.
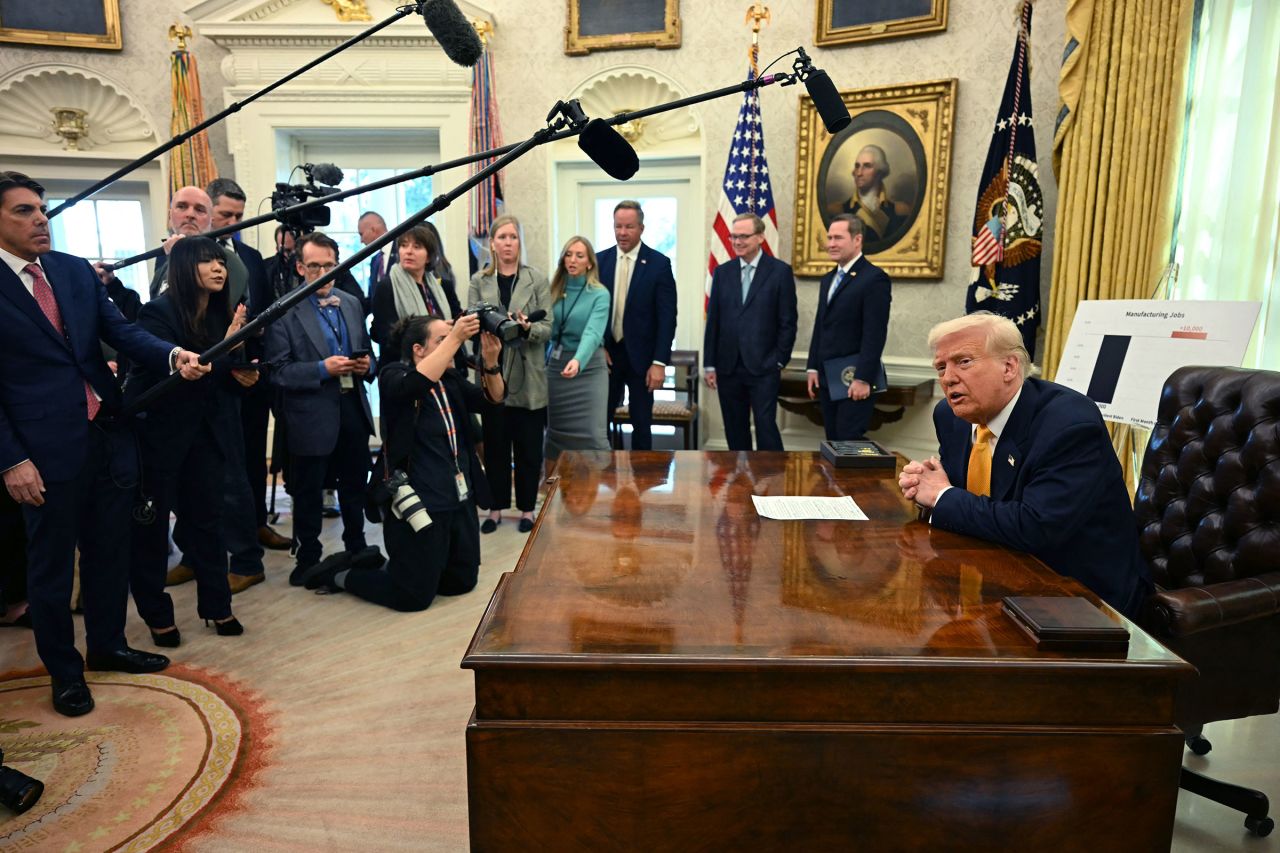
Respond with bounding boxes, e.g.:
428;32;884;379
462;451;1191;851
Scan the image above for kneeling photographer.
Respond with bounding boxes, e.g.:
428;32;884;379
301;311;505;610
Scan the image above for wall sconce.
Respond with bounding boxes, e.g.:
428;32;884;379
50;107;89;151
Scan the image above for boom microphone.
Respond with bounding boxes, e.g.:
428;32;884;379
417;0;484;68
578;119;639;181
803;67;851;134
305;163;345;186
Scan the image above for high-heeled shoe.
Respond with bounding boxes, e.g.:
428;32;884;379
205;616;244;636
149;626;181;648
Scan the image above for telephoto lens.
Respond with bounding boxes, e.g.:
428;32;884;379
0;749;45;815
391;482;433;533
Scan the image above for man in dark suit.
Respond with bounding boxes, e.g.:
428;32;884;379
597;200;677;451
0;171;209;716
898;312;1151;618
703;213;797;451
805;214;892;440
357;211;398;302
266;232;378;583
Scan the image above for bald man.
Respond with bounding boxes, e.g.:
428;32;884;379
149;186;247;308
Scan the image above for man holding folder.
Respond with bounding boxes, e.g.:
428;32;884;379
805;214;892;440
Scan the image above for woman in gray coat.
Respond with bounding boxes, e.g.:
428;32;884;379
468;215;552;533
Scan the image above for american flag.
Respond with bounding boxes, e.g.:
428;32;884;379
971;215;1004;265
706;49;778;308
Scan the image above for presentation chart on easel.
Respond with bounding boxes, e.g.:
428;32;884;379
1055;300;1261;428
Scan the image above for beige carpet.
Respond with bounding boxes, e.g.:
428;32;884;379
0;509;529;851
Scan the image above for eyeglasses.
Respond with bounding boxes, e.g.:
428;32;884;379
729;233;758;241
304;262;338;273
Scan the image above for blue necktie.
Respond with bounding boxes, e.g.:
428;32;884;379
741;263;754;303
828;268;846;303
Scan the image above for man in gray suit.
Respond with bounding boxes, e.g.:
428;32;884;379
266;232;377;583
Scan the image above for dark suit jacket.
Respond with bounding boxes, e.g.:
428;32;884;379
266;289;376;457
929;378;1151;617
598;243;677;367
0;251;174;482
805;254;891;390
704;253;797;376
123;294;237;471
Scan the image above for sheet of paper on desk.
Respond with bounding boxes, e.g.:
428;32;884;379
750;495;868;521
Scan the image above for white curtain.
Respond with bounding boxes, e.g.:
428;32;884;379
1172;0;1280;369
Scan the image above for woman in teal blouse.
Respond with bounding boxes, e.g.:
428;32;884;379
545;236;611;461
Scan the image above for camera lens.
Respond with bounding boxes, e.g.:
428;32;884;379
0;765;44;814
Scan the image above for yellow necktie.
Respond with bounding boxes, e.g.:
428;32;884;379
612;254;631;342
966;425;995;497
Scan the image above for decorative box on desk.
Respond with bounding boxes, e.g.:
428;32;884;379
820;439;896;468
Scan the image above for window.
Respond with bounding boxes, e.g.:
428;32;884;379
313;169;434;293
46;197;148;299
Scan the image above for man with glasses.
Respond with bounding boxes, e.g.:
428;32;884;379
897;312;1151;618
265;232;380;584
805;214;892;440
703;213;797;451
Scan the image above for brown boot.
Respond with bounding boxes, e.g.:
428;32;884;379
165;564;196;586
228;573;265;595
257;525;291;550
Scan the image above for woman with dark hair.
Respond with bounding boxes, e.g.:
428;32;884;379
545;235;610;461
125;236;252;646
420;220;458;297
300;313;505;610
370;223;460;349
468;215;551;534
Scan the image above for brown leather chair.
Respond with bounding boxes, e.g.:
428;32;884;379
1134;365;1280;837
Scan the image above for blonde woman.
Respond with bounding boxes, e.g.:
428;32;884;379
468;215;551;534
544;236;610;461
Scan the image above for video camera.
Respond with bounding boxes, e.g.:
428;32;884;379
271;163;344;232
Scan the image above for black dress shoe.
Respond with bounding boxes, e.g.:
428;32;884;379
51;679;94;717
205;616;245;636
295;551;349;588
481;517;500;534
518;517;534;533
289;560;320;587
85;646;170;674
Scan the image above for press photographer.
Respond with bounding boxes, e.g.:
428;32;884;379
299;312;505;611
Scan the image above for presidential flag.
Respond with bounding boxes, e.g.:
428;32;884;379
706;45;778;309
967;0;1044;360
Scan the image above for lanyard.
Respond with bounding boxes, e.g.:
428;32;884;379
314;302;346;352
554;284;589;349
428;383;460;470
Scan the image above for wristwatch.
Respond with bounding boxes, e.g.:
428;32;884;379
482;363;502;375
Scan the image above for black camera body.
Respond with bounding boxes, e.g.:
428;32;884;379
463;302;522;342
0;747;44;814
271;163;345;232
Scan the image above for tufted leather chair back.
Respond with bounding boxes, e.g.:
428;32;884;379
1134;365;1280;726
1135;366;1280;588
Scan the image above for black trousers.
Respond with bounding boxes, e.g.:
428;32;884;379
23;421;133;683
241;381;272;527
131;419;232;628
344;502;479;611
481;405;546;512
0;491;26;609
716;368;783;451
820;389;874;441
290;392;369;567
607;343;654;450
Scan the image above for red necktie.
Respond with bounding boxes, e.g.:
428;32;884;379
26;263;101;421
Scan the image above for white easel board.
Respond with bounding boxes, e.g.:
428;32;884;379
1054;300;1260;428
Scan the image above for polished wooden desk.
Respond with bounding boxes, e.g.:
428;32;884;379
463;451;1191;851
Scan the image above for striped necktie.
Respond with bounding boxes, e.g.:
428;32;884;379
26;263;100;420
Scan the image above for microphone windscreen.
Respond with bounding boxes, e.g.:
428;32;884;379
310;163;345;186
420;0;484;68
804;69;852;134
525;309;548;323
578;119;639;181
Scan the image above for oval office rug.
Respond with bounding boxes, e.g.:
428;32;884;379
0;666;270;851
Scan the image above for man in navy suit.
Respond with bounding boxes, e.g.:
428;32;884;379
703;213;797;451
898;312;1151;618
266;232;377;583
598;201;677;451
0;172;209;716
805;214;892;440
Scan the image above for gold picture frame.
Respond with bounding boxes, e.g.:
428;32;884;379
815;0;947;47
792;78;957;279
565;0;680;56
0;0;122;50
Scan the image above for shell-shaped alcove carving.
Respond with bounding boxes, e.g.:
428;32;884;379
0;66;157;151
571;68;700;149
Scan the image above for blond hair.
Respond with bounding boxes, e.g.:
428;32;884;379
481;214;522;277
927;312;1032;378
549;235;604;303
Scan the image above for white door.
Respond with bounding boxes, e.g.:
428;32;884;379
554;158;704;352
